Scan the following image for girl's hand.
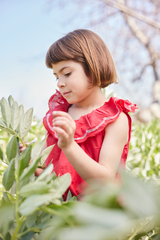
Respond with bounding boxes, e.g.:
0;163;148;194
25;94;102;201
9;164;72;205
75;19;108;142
19;138;37;153
52;111;76;149
19;142;28;153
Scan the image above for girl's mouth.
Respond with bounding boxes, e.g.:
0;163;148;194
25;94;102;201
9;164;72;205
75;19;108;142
63;91;71;96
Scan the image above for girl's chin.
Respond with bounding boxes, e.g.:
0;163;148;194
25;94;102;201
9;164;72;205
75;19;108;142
65;98;76;105
66;100;75;104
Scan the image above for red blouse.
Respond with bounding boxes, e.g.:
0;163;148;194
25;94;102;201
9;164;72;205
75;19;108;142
43;90;137;199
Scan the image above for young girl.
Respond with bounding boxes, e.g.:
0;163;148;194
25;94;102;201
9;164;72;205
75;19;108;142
38;29;136;199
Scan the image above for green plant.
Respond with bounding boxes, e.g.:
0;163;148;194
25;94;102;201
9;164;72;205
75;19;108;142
0;96;72;240
127;118;160;180
1;96;160;240
55;172;160;240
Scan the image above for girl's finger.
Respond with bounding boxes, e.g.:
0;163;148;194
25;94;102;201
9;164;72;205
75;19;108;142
19;143;24;148
52;111;74;122
20;147;26;153
19;142;29;148
53;116;74;127
53;126;69;139
53;120;73;135
53;116;71;125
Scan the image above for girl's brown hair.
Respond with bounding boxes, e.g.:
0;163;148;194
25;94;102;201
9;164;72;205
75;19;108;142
46;29;118;88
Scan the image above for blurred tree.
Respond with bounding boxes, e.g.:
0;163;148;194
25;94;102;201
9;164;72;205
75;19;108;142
47;0;160;121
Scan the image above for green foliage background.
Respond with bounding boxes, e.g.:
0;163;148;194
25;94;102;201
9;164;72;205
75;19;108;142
0;96;160;240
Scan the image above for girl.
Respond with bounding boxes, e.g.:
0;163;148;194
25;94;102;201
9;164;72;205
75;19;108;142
38;29;136;199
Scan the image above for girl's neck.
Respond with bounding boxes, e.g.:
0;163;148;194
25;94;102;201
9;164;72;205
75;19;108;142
73;87;107;110
68;87;107;120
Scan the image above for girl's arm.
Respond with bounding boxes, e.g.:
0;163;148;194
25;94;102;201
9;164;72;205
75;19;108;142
52;111;129;182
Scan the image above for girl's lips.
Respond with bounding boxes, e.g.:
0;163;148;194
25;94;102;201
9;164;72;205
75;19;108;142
63;91;71;96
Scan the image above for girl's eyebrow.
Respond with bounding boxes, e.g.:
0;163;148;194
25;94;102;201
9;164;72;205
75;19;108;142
53;66;73;75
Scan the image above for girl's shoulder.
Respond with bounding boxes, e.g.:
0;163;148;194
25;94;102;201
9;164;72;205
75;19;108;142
73;97;137;142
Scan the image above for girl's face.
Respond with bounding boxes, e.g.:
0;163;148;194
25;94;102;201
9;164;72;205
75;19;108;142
52;60;96;105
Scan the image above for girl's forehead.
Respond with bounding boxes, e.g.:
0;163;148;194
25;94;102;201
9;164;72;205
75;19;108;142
52;60;80;73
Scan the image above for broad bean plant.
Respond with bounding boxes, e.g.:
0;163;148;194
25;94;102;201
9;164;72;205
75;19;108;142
0;96;160;240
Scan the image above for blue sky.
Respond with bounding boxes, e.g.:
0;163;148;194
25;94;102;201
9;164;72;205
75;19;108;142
0;0;84;119
0;0;154;119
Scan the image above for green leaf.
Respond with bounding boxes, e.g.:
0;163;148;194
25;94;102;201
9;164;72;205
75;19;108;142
38;218;64;240
121;171;158;217
0;126;16;135
0;203;14;237
37;212;54;229
134;232;149;240
36;164;54;182
19;104;24;120
18;104;24;132
50;173;71;199
0;97;11;127
40;144;54;165
19;176;30;190
5;232;11;240
6;135;17;162
26;211;39;228
65;191;77;202
2;192;10;204
76;202;131;227
18;145;32;177
58;203;135;240
19;182;50;198
31;138;46;162
20;232;34;240
8;95;14;107
151;233;160;240
19;157;40;182
2;158;15;191
19;193;56;216
11;101;20;130
19;108;33;137
0;118;7;128
0;147;3;160
66;190;72;201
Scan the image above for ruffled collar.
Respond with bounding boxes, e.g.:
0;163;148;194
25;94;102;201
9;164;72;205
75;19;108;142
44;90;137;142
48;90;137;121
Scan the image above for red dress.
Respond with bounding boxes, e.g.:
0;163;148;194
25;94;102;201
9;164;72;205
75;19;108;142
43;90;137;199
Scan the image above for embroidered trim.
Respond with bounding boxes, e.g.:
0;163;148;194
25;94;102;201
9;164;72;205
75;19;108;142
46;98;121;141
46;113;58;138
74;98;120;140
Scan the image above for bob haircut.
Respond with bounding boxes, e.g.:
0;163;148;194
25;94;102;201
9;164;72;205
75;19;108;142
46;29;118;88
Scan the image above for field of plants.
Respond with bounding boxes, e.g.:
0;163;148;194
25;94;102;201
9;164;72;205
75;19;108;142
0;96;160;240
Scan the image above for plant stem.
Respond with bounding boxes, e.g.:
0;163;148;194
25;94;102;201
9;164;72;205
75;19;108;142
11;137;21;240
17;228;41;238
0;126;25;146
11;216;26;240
0;233;5;240
16;137;20;220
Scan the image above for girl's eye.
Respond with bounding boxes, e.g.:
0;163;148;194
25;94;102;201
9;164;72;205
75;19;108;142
65;72;71;77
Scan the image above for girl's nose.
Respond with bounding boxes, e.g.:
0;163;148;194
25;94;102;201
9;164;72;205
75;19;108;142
57;78;66;88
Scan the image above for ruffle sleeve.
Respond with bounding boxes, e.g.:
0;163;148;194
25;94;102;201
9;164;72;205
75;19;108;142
43;91;137;144
73;97;137;143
